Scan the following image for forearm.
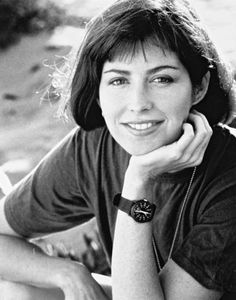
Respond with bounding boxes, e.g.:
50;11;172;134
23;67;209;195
0;234;75;290
112;210;164;300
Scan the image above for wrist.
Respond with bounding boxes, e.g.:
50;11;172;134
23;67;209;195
121;173;152;201
113;194;156;223
122;171;151;200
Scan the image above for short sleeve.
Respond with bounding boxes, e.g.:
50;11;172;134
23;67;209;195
173;171;236;293
4;127;94;237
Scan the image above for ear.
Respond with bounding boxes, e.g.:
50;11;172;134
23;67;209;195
192;71;210;105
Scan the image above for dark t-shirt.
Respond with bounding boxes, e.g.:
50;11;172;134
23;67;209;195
4;125;236;295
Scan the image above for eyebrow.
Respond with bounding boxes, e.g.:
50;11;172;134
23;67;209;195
103;65;179;75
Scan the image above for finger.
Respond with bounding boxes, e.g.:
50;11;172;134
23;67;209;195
134;123;195;174
164;122;195;163
166;112;212;169
174;122;195;151
69;249;81;262
185;113;211;151
190;109;211;128
189;110;212;138
127;120;201;179
55;242;70;258
185;111;212;164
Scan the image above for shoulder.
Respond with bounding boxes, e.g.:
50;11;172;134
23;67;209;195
202;124;236;176
73;126;121;159
211;124;236;155
169;125;236;294
73;126;128;163
50;126;114;158
196;125;236;213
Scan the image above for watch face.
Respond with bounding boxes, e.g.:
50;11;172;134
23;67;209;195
130;199;155;223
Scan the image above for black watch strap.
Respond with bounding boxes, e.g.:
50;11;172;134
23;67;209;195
113;193;134;213
113;194;156;223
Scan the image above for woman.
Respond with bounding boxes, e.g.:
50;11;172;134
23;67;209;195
0;0;236;299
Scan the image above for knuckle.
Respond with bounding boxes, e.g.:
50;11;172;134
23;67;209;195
189;126;195;136
204;126;213;137
185;124;194;136
183;153;191;162
208;127;213;137
195;156;203;166
171;150;182;161
196;130;207;140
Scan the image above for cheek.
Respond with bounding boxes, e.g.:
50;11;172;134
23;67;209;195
168;90;192;121
99;100;115;119
173;102;190;120
99;92;123;121
99;87;114;116
98;98;119;129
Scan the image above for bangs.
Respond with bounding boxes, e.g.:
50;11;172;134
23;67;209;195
106;35;170;62
93;9;208;84
91;6;183;64
69;0;233;130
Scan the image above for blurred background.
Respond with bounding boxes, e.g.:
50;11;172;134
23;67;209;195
0;0;236;196
0;0;236;274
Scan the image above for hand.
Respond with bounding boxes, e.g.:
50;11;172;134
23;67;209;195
42;241;80;261
122;110;212;199
55;260;110;300
33;236;103;273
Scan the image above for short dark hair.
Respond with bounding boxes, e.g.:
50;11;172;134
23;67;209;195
66;0;235;130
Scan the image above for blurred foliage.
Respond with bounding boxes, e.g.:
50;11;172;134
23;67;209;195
65;15;90;28
0;0;66;50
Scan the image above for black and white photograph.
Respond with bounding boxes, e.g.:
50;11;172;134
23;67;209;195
0;0;236;299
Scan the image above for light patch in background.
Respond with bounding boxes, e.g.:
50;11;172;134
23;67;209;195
0;0;235;198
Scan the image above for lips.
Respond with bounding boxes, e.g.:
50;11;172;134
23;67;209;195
123;120;164;135
128;122;154;130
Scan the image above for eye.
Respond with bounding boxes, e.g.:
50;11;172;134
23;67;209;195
109;78;129;86
152;76;173;84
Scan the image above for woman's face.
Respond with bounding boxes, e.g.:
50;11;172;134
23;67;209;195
99;45;194;155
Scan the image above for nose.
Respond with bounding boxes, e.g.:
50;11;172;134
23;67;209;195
128;86;153;112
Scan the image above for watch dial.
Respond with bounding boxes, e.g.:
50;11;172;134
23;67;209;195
130;200;155;223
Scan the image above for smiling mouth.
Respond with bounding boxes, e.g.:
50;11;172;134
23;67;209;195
123;121;164;136
126;121;163;131
128;122;155;130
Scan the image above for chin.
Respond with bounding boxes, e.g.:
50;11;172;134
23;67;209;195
116;129;181;156
123;143;163;156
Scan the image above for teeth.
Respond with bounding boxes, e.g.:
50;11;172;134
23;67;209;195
128;122;154;130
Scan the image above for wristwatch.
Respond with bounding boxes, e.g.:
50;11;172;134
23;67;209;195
113;194;156;223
